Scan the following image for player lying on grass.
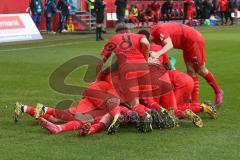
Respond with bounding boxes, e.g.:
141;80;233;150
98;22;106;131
13;80;120;135
149;23;224;107
13;78;162;135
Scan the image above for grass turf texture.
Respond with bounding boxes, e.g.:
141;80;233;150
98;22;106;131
0;26;240;160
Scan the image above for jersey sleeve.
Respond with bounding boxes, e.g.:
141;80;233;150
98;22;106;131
151;26;170;44
100;37;117;61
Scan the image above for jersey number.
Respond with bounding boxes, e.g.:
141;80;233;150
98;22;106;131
119;35;132;50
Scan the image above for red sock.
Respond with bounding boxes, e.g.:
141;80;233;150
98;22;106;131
132;104;147;117
25;106;35;117
204;72;221;94
174;109;185;119
110;106;121;116
189;103;202;113
45;107;55;114
192;76;199;103
90;122;106;134
59;121;83;132
178;103;202;113
50;109;75;121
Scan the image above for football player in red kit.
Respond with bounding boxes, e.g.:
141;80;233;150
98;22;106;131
138;29;216;126
184;0;195;26
150;23;224;107
13;80;120;135
96;23;153;131
151;0;161;24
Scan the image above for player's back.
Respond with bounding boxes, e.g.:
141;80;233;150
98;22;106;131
151;23;201;49
109;32;147;64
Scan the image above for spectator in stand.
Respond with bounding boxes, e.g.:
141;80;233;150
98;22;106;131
57;0;70;33
195;0;203;23
94;0;105;41
183;0;189;23
115;0;127;22
151;0;161;24
139;4;147;26
161;0;173;22
145;4;154;27
128;5;141;27
226;0;234;25
124;5;130;22
211;0;218;15
30;0;43;29
87;0;96;17
217;0;229;25
238;0;240;10
45;0;57;34
185;0;195;26
202;0;213;22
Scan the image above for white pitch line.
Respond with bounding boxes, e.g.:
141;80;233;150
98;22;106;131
0;40;96;52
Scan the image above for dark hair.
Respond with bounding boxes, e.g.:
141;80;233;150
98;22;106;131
137;29;150;40
115;22;129;33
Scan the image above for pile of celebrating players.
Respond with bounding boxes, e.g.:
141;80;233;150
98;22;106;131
13;22;224;136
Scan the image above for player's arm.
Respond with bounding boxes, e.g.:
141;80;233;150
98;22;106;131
151;37;173;58
140;37;150;59
96;42;115;81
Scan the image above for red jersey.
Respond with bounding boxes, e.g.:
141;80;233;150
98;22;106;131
150;23;203;50
217;0;228;12
101;33;147;65
83;81;119;106
70;81;118;113
151;2;161;11
185;0;195;12
150;44;170;65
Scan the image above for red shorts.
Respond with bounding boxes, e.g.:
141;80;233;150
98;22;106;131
183;36;206;70
169;70;194;105
69;98;96;114
187;10;194;19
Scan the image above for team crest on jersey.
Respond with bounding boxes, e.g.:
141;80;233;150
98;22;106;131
160;33;165;41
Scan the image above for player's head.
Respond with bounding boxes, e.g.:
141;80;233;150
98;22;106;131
115;22;129;33
137;29;150;40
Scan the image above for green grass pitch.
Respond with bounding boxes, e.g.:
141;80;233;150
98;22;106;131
0;26;240;160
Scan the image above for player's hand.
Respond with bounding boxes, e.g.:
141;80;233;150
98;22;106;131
149;51;159;59
148;56;159;64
